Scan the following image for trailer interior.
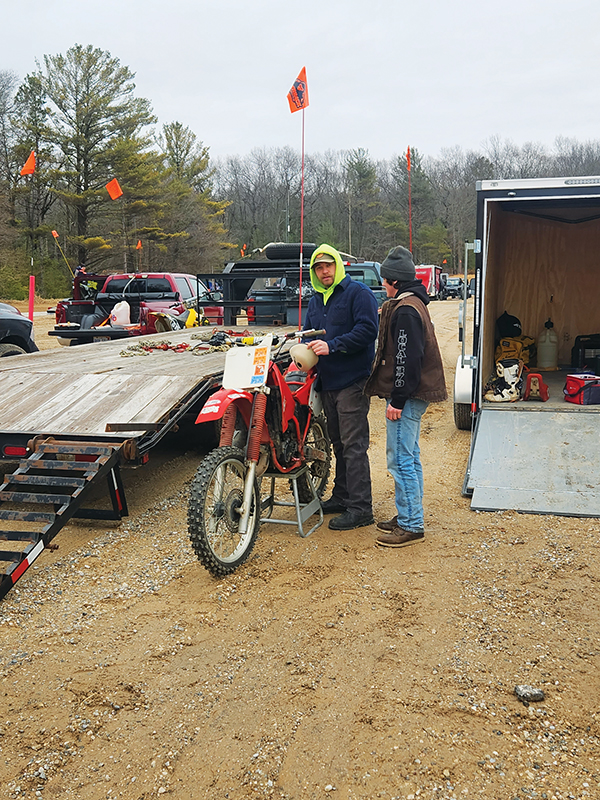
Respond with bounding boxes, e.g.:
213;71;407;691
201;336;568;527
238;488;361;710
467;187;600;516
481;195;600;401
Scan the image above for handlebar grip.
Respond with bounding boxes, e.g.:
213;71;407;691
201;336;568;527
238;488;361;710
301;328;326;338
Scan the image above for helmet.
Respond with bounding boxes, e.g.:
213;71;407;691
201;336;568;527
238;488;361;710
289;343;318;370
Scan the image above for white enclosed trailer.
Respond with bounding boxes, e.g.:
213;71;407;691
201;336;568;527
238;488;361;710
455;176;600;517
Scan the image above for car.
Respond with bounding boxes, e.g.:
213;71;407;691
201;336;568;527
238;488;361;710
443;277;464;299
0;302;38;356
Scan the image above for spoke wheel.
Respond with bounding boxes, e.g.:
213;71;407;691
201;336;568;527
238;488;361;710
188;446;260;576
294;413;332;503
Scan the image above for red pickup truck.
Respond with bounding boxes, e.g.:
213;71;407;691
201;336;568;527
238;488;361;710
52;271;223;344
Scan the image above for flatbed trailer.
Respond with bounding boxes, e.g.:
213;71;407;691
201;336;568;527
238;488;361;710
0;326;292;599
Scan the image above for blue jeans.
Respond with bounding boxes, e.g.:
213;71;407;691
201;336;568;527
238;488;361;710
386;397;429;533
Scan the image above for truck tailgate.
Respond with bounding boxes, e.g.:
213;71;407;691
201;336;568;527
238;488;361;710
466;406;600;517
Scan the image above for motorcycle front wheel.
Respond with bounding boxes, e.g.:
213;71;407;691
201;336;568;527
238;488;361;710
188;446;260;577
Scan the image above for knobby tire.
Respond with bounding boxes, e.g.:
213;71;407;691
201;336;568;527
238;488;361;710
188;446;260;577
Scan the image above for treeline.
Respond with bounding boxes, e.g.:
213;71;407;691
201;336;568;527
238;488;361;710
3;44;600;299
215;137;600;271
0;45;230;299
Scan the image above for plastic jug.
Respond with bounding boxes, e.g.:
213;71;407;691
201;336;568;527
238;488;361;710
537;318;559;370
110;300;131;326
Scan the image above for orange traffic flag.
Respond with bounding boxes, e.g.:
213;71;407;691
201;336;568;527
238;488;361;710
106;178;123;200
287;67;309;113
136;240;142;250
20;151;36;176
406;146;411;172
51;230;59;239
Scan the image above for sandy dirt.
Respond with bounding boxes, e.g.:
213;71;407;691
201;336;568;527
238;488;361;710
1;301;599;800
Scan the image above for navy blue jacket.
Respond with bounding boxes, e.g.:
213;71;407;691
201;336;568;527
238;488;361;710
305;276;379;391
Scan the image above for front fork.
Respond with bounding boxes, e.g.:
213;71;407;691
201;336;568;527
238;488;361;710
238;388;268;534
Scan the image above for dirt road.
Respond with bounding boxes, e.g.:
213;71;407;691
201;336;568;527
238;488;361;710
1;301;599;800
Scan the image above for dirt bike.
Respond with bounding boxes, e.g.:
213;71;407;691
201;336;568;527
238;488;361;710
188;330;332;577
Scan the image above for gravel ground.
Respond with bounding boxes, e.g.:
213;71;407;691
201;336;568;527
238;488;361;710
0;301;599;800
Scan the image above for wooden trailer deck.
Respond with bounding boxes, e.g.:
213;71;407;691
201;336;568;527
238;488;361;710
0;328;287;441
0;326;294;600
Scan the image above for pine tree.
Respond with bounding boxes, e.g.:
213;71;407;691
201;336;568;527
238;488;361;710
40;44;155;267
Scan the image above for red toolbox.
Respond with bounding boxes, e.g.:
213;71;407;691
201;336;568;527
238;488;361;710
564;373;600;405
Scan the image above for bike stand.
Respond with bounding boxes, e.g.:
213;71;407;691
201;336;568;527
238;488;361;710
259;465;324;538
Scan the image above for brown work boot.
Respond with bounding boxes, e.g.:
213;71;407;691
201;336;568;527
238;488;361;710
376;516;398;532
376;527;424;548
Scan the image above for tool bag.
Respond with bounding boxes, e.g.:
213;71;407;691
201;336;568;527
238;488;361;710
494;335;536;365
563;374;600;405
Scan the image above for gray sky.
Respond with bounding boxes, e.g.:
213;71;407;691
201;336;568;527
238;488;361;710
5;0;600;163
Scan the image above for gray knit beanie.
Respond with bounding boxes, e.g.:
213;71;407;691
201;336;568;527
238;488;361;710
380;246;416;283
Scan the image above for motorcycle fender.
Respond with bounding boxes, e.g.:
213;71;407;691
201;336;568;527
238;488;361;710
308;385;323;416
195;389;254;424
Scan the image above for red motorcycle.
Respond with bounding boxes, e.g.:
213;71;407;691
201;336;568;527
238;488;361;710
188;330;332;576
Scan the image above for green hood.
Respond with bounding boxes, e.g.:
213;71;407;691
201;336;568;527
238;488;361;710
309;244;346;304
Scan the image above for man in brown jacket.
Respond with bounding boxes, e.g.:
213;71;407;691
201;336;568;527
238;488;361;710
365;246;447;547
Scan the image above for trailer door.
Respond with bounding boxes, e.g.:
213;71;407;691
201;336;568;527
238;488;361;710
465;406;600;517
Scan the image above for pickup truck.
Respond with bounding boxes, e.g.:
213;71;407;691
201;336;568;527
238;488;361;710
212;243;385;327
52;272;223;344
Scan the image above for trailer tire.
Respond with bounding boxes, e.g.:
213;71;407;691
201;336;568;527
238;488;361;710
188;446;260;577
0;343;26;357
454;402;472;430
264;242;316;261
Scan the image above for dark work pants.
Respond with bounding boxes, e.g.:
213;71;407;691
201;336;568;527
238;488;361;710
321;379;373;515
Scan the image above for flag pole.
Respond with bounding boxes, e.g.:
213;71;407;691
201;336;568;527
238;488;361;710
51;232;74;276
298;107;306;330
407;146;413;254
287;66;309;330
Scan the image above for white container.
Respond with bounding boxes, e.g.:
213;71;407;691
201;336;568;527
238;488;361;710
537;318;558;370
110;301;131;326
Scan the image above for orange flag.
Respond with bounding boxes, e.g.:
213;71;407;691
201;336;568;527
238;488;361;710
106;178;123;200
136;240;142;250
51;230;59;239
406;146;411;172
20;151;36;176
287;67;309;113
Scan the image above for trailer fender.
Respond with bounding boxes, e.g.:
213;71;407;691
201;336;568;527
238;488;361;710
454;354;474;406
195;388;254;425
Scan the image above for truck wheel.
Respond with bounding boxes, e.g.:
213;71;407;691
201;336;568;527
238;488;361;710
454;402;472;430
264;242;316;261
188;446;260;577
0;343;26;357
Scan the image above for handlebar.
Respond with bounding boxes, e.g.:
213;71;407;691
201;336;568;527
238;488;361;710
212;329;327;348
286;328;326;340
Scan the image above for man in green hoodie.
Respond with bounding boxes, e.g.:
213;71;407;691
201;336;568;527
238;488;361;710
305;245;379;531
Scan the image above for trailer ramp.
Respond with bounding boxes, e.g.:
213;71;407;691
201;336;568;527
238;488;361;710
466;406;600;517
0;439;128;600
